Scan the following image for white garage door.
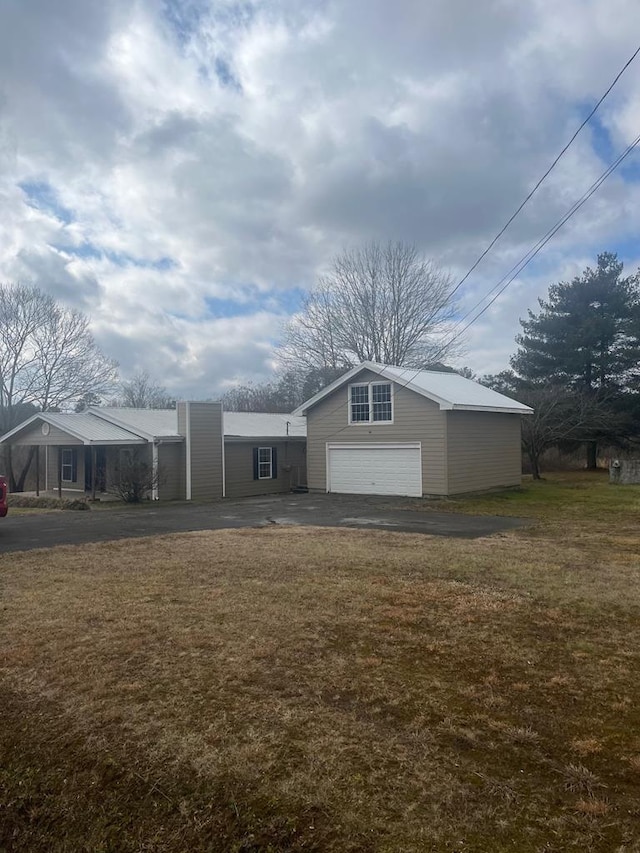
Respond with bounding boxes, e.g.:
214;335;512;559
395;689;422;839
327;443;422;497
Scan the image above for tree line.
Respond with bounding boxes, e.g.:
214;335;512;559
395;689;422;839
483;252;640;477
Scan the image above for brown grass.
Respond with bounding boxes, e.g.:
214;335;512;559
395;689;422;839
2;471;640;851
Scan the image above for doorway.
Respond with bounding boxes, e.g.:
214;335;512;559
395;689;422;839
84;447;107;492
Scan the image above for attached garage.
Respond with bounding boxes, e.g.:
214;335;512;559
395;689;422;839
326;443;422;497
294;361;533;497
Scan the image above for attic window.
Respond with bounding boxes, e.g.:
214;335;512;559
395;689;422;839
349;382;393;424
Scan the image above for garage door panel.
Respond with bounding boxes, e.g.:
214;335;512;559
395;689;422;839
327;444;422;497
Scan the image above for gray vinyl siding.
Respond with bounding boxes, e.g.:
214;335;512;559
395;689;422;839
46;445;85;491
158;442;185;500
11;423;83;446
306;368;448;496
224;440;306;499
184;402;224;501
446;411;523;494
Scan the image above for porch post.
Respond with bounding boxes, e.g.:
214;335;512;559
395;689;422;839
35;446;40;496
91;446;97;500
57;447;62;498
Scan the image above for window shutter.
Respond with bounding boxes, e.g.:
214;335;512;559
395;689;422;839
71;449;78;482
271;447;278;479
253;447;259;480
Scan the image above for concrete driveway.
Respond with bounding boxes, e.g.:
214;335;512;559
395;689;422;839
0;492;528;553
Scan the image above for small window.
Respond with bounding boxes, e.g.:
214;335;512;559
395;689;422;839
253;446;278;481
372;383;392;421
349;382;393;424
61;448;77;482
258;447;272;479
350;384;370;422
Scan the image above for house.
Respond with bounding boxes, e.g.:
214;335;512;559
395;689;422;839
293;362;533;497
0;404;307;500
223;412;306;499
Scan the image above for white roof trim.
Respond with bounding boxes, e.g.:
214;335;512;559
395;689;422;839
292;361;533;415
292;363;375;415
0;414;79;444
0;413;147;445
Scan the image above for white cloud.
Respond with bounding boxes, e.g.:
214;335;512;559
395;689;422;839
1;0;640;395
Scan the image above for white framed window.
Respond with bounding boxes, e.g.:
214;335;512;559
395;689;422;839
348;382;393;424
61;448;77;482
258;446;273;479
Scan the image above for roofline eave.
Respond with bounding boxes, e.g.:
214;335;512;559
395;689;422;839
224;435;307;442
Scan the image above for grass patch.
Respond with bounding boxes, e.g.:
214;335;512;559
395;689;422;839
417;469;640;523
2;472;640;850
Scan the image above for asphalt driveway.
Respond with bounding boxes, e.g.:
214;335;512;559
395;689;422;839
0;492;529;553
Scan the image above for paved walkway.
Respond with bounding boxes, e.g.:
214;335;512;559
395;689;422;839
0;493;529;553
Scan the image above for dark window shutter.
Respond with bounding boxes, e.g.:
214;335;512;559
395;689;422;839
253;447;259;480
271;447;278;479
71;449;78;482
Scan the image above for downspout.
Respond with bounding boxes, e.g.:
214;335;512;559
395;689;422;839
91;445;97;500
220;405;226;498
185;402;192;500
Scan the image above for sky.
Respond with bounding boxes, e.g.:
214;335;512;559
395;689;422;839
1;0;640;399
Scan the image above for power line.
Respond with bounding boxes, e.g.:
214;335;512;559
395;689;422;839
312;128;640;443
448;43;640;301
291;48;640;442
433;131;640;358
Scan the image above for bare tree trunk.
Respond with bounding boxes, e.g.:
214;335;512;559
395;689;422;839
586;441;598;470
528;450;542;480
12;446;37;493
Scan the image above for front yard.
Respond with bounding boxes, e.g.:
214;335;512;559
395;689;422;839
2;472;640;851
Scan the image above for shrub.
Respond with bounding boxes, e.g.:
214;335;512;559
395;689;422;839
8;495;90;511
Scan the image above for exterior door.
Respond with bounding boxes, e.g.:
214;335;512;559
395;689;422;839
84;447;107;492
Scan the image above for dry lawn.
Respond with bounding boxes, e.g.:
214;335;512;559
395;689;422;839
2;471;640;852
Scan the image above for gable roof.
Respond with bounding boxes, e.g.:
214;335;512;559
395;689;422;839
223;412;307;438
0;407;310;447
0;412;148;446
292;362;533;415
89;407;181;441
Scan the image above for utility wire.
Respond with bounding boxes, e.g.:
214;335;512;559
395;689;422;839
292;46;640;442
432;130;640;358
311;127;640;443
448;43;640;301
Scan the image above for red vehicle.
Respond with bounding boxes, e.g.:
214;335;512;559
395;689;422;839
0;474;7;517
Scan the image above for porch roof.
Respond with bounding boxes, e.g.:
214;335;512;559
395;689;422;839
0;413;148;446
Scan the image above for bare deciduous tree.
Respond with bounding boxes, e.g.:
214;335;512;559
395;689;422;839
483;372;623;479
281;241;461;370
0;284;118;490
116;371;175;409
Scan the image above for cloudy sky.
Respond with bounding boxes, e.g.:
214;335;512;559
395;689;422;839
1;0;640;398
